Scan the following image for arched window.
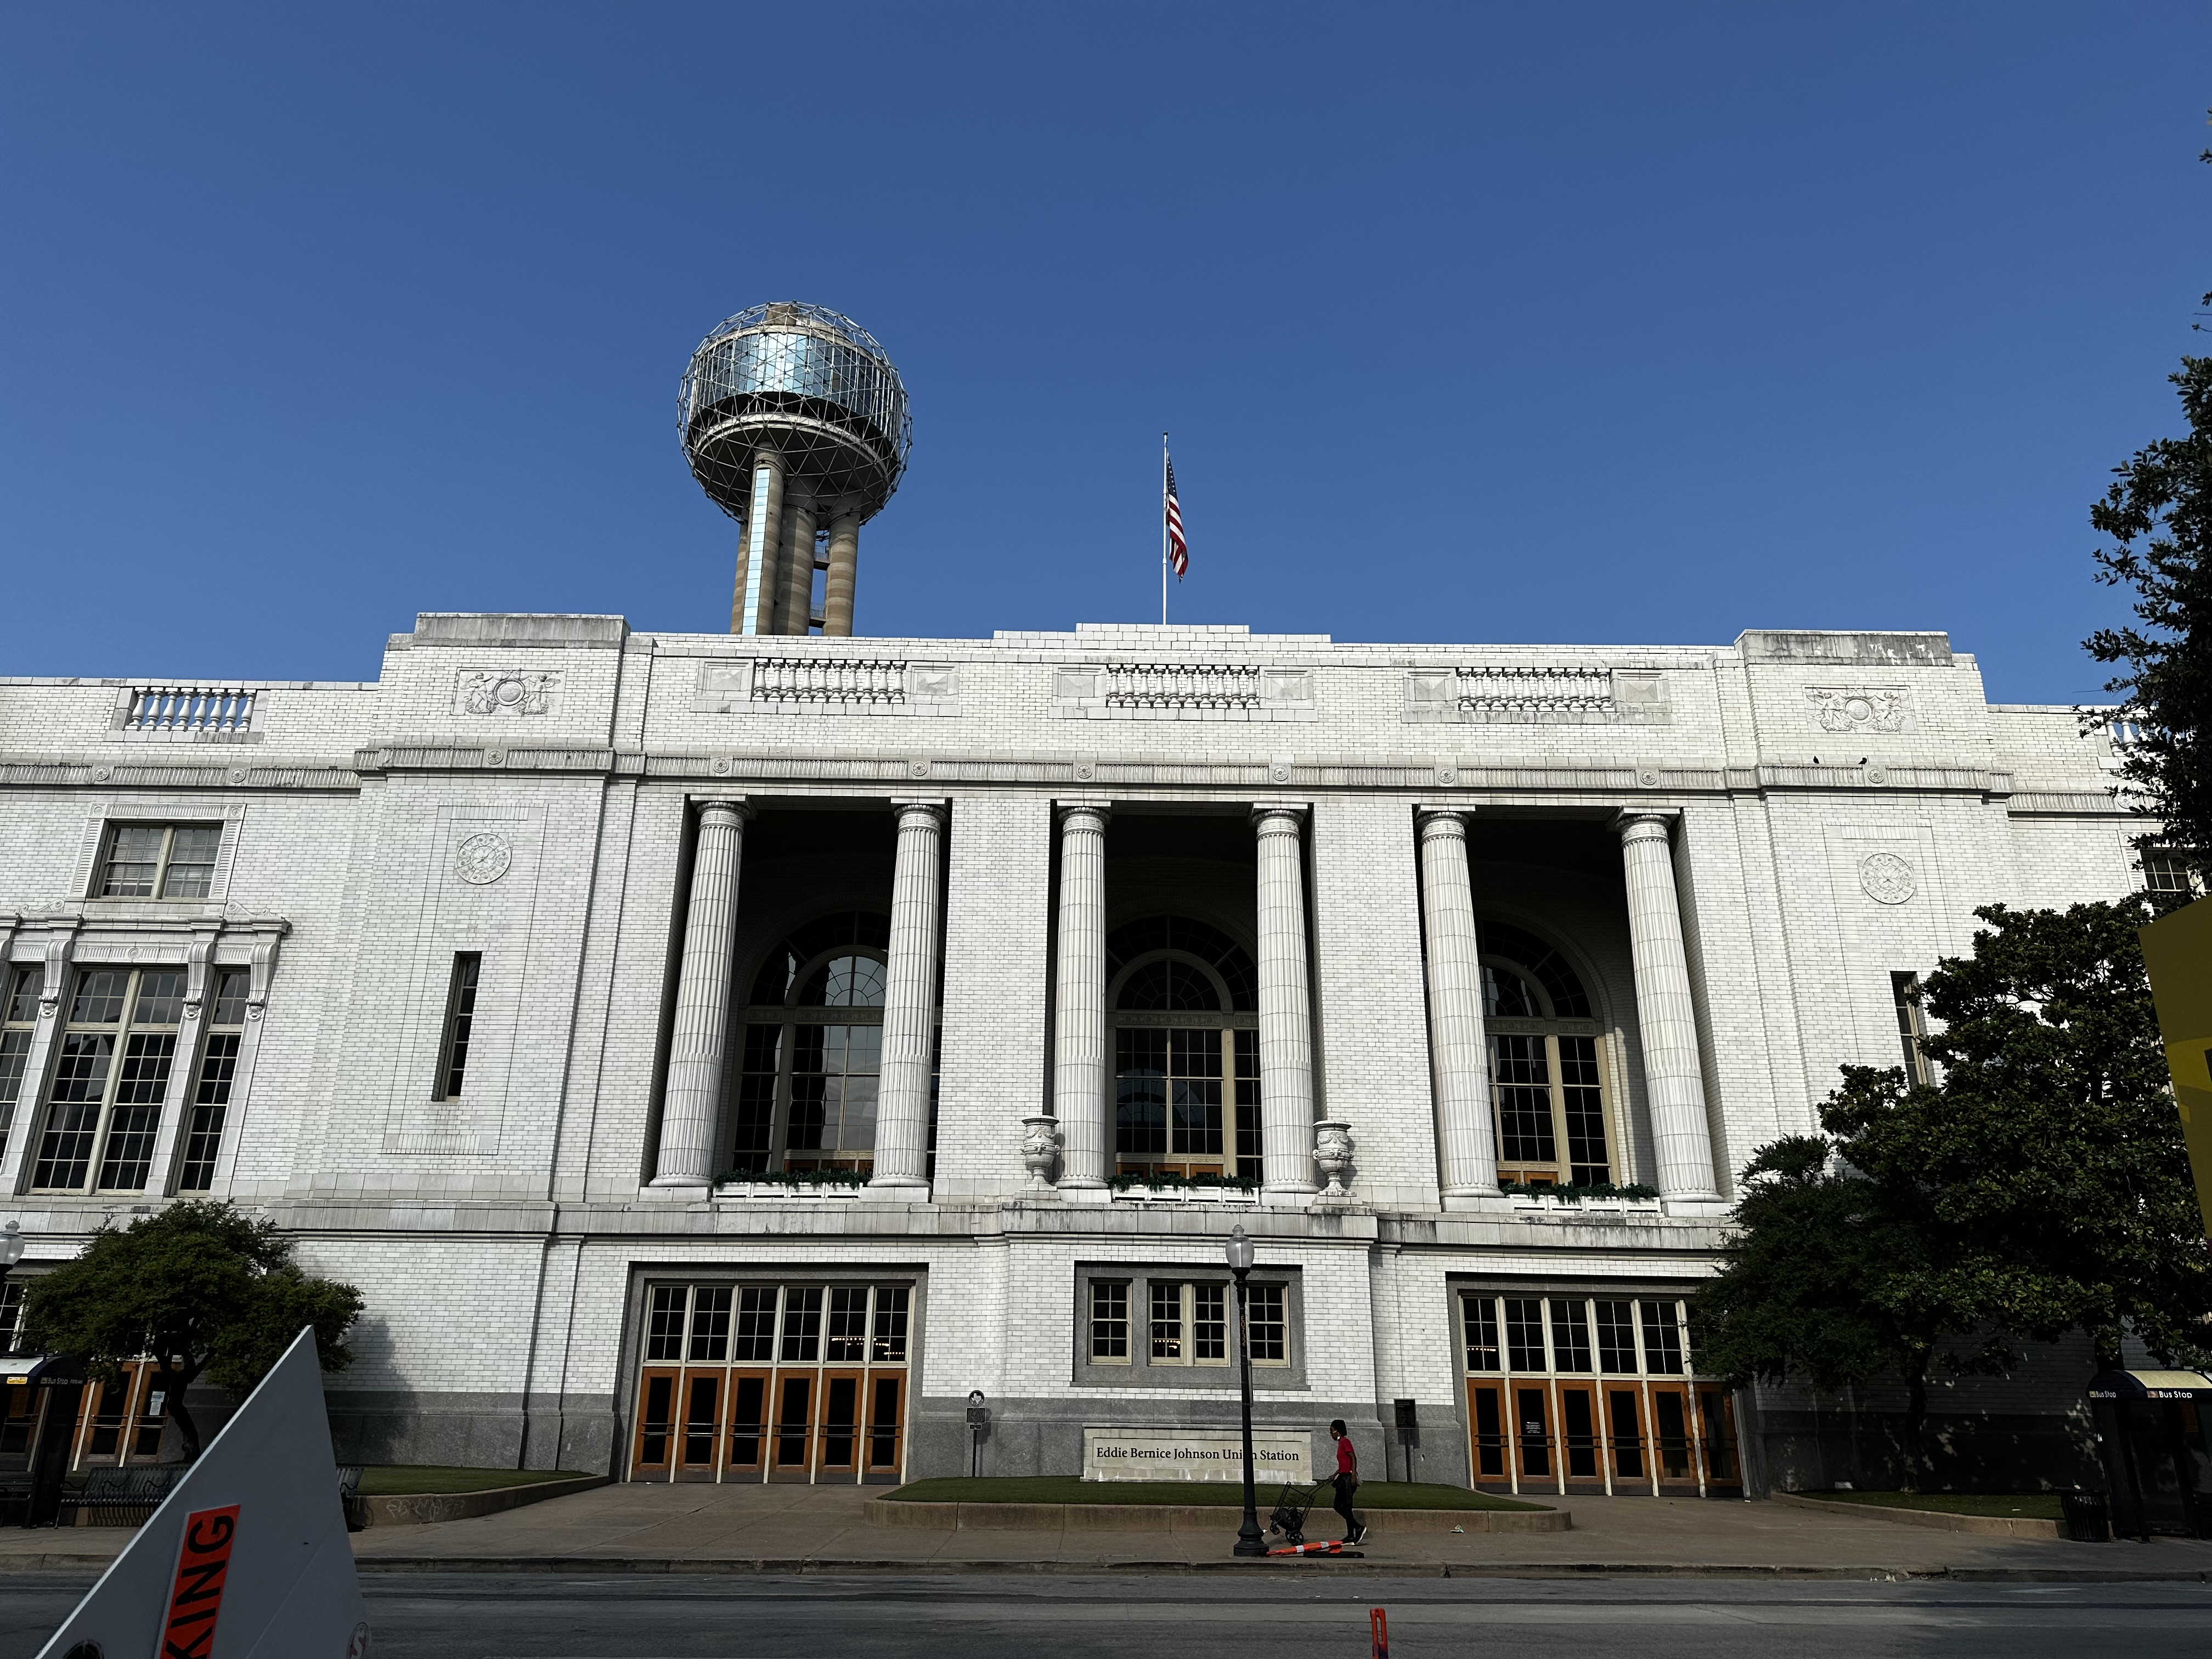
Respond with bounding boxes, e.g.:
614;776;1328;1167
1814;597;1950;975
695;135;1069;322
729;911;901;1176
1106;917;1261;1181
1477;922;1615;1188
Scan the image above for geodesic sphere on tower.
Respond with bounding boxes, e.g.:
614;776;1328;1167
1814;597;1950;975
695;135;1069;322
678;302;911;524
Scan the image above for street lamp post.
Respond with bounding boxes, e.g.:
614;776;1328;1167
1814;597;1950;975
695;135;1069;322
1225;1224;1266;1557
0;1222;23;1352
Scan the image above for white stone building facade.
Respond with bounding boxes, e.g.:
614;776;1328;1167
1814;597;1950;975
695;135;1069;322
0;615;2147;1494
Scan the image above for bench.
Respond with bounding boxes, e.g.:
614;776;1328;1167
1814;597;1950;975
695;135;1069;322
59;1464;179;1527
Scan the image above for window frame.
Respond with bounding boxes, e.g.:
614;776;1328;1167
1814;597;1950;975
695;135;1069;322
1485;968;1618;1188
1072;1264;1304;1389
729;911;936;1180
176;966;252;1193
0;965;41;1171
432;953;482;1102
1889;970;1932;1088
30;966;186;1195
91;821;225;902
1108;944;1262;1183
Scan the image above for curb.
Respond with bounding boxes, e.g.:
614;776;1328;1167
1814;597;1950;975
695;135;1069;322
348;1475;613;1529
862;1500;1568;1534
1770;1492;2062;1542
329;1556;2212;1583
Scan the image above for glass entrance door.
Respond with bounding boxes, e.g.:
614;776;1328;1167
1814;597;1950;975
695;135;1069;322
1458;1290;1741;1497
631;1281;913;1485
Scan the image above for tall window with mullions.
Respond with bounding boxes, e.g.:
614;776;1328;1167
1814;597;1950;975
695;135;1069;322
1106;915;1261;1182
177;968;251;1193
33;968;187;1192
0;967;39;1167
1479;922;1617;1187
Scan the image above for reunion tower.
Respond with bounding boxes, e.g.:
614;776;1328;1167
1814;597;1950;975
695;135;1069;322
679;302;912;636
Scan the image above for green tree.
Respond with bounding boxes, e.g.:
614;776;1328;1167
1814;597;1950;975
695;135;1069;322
1825;899;2210;1374
1689;1136;1996;1490
20;1201;365;1458
2083;124;2212;881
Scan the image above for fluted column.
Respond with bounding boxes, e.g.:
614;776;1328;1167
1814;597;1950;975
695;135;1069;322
1616;811;1720;1200
653;798;752;1187
1418;810;1501;1200
1052;804;1111;1194
731;449;785;637
777;490;817;636
822;506;860;637
1253;806;1317;1201
868;802;946;1198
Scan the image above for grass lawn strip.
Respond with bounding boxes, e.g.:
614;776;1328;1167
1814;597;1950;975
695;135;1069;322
1797;1491;2064;1521
355;1465;591;1497
883;1477;1548;1511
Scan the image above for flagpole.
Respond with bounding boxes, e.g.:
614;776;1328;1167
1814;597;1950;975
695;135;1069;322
1160;432;1169;626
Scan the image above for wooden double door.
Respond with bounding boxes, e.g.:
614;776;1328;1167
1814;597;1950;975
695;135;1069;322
632;1365;905;1484
1468;1378;1740;1497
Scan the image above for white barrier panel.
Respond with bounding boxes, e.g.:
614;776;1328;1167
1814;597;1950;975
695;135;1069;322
36;1326;368;1659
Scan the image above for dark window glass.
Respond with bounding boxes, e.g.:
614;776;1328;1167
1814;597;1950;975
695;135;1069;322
1559;1036;1609;1183
1091;1280;1130;1360
780;1287;822;1362
689;1288;732;1361
1116;958;1219;1011
161;827;221;898
645;1286;686;1361
98;826;165;898
1149;1282;1182;1360
1594;1301;1638;1373
1115;1029;1169;1154
1462;1295;1501;1372
1493;1036;1556;1163
1247;1283;1288;1364
1193;1284;1227;1362
1233;1031;1262;1182
826;1287;868;1362
1504;1297;1547;1371
871;1287;909;1362
1104;917;1257;1011
1477;922;1591;1017
436;955;481;1100
1548;1299;1593;1373
733;1287;777;1362
1640;1302;1686;1375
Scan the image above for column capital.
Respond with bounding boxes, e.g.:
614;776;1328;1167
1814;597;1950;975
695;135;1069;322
1057;800;1112;827
1414;806;1472;839
693;797;754;822
890;798;949;823
1613;806;1678;842
1251;802;1310;833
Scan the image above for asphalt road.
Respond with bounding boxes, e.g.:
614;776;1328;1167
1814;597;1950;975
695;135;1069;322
6;1572;2211;1658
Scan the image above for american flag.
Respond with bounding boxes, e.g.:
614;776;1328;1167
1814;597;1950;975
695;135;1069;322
1165;454;1188;579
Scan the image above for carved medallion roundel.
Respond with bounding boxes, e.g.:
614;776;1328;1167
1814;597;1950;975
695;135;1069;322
1858;851;1917;905
455;832;513;885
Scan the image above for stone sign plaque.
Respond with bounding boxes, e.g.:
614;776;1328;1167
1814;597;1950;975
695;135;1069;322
1081;1426;1313;1483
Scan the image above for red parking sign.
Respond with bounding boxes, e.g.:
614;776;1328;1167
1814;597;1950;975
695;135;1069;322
160;1505;240;1659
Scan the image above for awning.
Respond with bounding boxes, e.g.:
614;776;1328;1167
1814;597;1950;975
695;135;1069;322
2087;1369;2212;1402
0;1353;86;1389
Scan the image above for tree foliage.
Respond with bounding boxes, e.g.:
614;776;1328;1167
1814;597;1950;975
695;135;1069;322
1829;899;2209;1372
1694;899;2209;1487
20;1201;364;1457
1689;1136;1993;1489
2083;128;2212;877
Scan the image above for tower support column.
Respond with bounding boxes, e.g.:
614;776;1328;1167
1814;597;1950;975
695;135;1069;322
777;489;817;635
1616;810;1721;1201
867;801;946;1198
1417;809;1502;1201
731;449;786;636
653;798;752;1187
1052;803;1111;1196
1253;805;1318;1204
822;506;860;637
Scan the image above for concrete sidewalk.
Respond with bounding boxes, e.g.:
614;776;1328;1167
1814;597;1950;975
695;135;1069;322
4;1483;2210;1581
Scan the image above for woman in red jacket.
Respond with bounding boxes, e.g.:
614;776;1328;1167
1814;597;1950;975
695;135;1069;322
1328;1420;1366;1544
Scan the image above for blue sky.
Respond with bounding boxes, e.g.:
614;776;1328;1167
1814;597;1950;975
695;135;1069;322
5;2;2210;703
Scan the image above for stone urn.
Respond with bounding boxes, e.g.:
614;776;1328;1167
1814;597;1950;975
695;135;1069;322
1313;1120;1355;1200
1020;1115;1062;1191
